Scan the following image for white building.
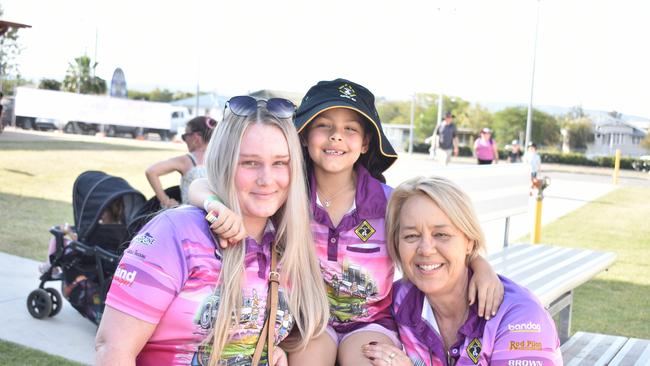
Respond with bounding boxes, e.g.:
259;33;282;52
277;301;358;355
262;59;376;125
586;115;647;157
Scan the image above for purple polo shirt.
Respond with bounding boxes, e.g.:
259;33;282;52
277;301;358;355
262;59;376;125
392;273;562;365
310;165;396;333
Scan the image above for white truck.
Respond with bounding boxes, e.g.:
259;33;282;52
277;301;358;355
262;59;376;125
14;87;191;140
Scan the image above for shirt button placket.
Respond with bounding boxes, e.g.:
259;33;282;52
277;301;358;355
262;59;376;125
327;230;338;261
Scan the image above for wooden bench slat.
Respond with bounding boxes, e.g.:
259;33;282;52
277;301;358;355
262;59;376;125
609;338;650;366
489;245;617;307
561;332;628;366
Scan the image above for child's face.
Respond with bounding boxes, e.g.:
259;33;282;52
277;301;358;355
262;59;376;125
305;108;369;175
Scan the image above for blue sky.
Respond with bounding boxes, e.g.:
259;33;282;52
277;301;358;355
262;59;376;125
4;0;650;118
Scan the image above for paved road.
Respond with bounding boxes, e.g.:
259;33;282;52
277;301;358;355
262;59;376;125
1;130;648;364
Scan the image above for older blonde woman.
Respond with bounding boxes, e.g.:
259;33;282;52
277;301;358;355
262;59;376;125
96;98;329;366
362;176;562;365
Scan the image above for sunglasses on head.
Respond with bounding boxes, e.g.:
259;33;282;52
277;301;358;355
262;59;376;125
181;131;197;141
225;95;296;119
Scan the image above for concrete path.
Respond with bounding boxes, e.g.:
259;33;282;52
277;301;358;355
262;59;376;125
1;145;645;364
0;253;96;365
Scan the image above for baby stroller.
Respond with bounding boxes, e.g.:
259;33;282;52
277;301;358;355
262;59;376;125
26;171;147;325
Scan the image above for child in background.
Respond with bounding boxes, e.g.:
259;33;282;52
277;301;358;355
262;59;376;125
524;142;542;179
190;79;504;365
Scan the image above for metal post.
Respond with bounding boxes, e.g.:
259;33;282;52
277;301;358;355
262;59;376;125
408;93;415;154
613;149;621;185
532;197;543;244
525;0;541;148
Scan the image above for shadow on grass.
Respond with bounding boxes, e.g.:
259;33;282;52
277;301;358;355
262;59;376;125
568;278;650;339
0;140;175;151
0;193;72;261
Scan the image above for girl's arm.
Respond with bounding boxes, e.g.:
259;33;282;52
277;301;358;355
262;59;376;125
468;255;504;319
95;306;157;366
188;178;246;246
145;156;186;208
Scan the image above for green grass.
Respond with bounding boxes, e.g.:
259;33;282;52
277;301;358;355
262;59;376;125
534;187;650;338
0;339;84;365
0;139;181;259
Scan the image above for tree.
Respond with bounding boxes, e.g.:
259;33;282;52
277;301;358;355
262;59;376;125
38;78;61;91
608;110;622;119
564;117;594;150
457;103;494;133
492;107;560;147
0;5;26;94
62;55;106;94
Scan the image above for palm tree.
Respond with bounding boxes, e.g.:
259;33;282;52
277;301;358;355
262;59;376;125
63;55;106;94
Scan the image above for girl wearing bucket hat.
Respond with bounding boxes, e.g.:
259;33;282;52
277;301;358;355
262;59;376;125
189;79;503;366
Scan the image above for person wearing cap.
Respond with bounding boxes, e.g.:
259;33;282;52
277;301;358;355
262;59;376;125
507;139;523;163
473;128;499;165
188;79;503;366
430;112;459;166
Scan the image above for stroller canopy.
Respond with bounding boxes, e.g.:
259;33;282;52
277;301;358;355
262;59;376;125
72;171;146;242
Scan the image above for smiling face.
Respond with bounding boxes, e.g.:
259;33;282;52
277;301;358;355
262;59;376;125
305;107;369;175
397;194;473;298
235;123;291;224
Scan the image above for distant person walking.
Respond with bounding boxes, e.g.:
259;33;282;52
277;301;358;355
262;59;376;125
474;127;499;165
524;141;542;179
429;111;458;166
508;139;523;163
145;116;216;207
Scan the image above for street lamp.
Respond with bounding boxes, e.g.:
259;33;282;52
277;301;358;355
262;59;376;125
525;0;541;147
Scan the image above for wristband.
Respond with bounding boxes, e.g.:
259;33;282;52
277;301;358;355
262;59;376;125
203;195;221;212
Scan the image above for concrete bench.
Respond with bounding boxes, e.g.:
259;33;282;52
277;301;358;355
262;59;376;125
561;331;650;365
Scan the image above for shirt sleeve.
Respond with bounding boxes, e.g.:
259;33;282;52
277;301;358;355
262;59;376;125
105;213;186;324
489;300;563;365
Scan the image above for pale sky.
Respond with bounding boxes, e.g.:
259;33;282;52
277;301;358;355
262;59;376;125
3;0;650;118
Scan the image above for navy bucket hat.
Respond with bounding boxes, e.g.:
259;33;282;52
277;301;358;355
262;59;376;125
294;78;398;173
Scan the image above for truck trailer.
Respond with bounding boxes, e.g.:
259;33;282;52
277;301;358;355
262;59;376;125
14;87;190;140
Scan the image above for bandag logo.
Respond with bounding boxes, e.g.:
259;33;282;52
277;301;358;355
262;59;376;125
114;266;138;286
508;322;541;333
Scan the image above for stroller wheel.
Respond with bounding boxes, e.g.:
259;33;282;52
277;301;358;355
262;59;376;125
44;288;63;316
26;289;53;319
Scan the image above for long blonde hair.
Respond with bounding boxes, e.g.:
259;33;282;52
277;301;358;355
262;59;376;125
385;176;486;274
203;105;329;364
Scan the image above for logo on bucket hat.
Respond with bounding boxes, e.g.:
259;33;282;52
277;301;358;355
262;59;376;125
295;78;398;174
338;83;357;101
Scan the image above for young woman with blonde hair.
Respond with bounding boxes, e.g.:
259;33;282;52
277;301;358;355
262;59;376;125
96;98;329;366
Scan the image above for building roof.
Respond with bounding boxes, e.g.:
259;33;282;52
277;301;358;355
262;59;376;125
0;20;31;37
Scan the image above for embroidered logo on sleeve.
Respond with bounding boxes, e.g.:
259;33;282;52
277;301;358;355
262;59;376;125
133;232;155;246
354;220;376;242
467;338;482;364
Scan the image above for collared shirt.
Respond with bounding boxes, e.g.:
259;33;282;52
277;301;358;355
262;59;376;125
106;206;293;366
392;273;562;366
310;165;396;332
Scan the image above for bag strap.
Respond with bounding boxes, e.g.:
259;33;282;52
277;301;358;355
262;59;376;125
251;243;279;366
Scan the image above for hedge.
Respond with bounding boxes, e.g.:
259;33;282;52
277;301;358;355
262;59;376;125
408;142;636;170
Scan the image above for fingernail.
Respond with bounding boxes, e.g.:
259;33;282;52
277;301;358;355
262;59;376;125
492;311;496;316
369;341;377;345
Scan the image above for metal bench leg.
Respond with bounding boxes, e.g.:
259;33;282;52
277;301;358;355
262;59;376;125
503;217;510;248
547;290;573;344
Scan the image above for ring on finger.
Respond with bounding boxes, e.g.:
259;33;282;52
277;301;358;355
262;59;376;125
389;352;396;359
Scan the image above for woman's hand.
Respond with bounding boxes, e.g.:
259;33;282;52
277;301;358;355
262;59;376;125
163;196;180;208
468;256;504;320
361;342;412;366
205;201;247;247
272;346;288;366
